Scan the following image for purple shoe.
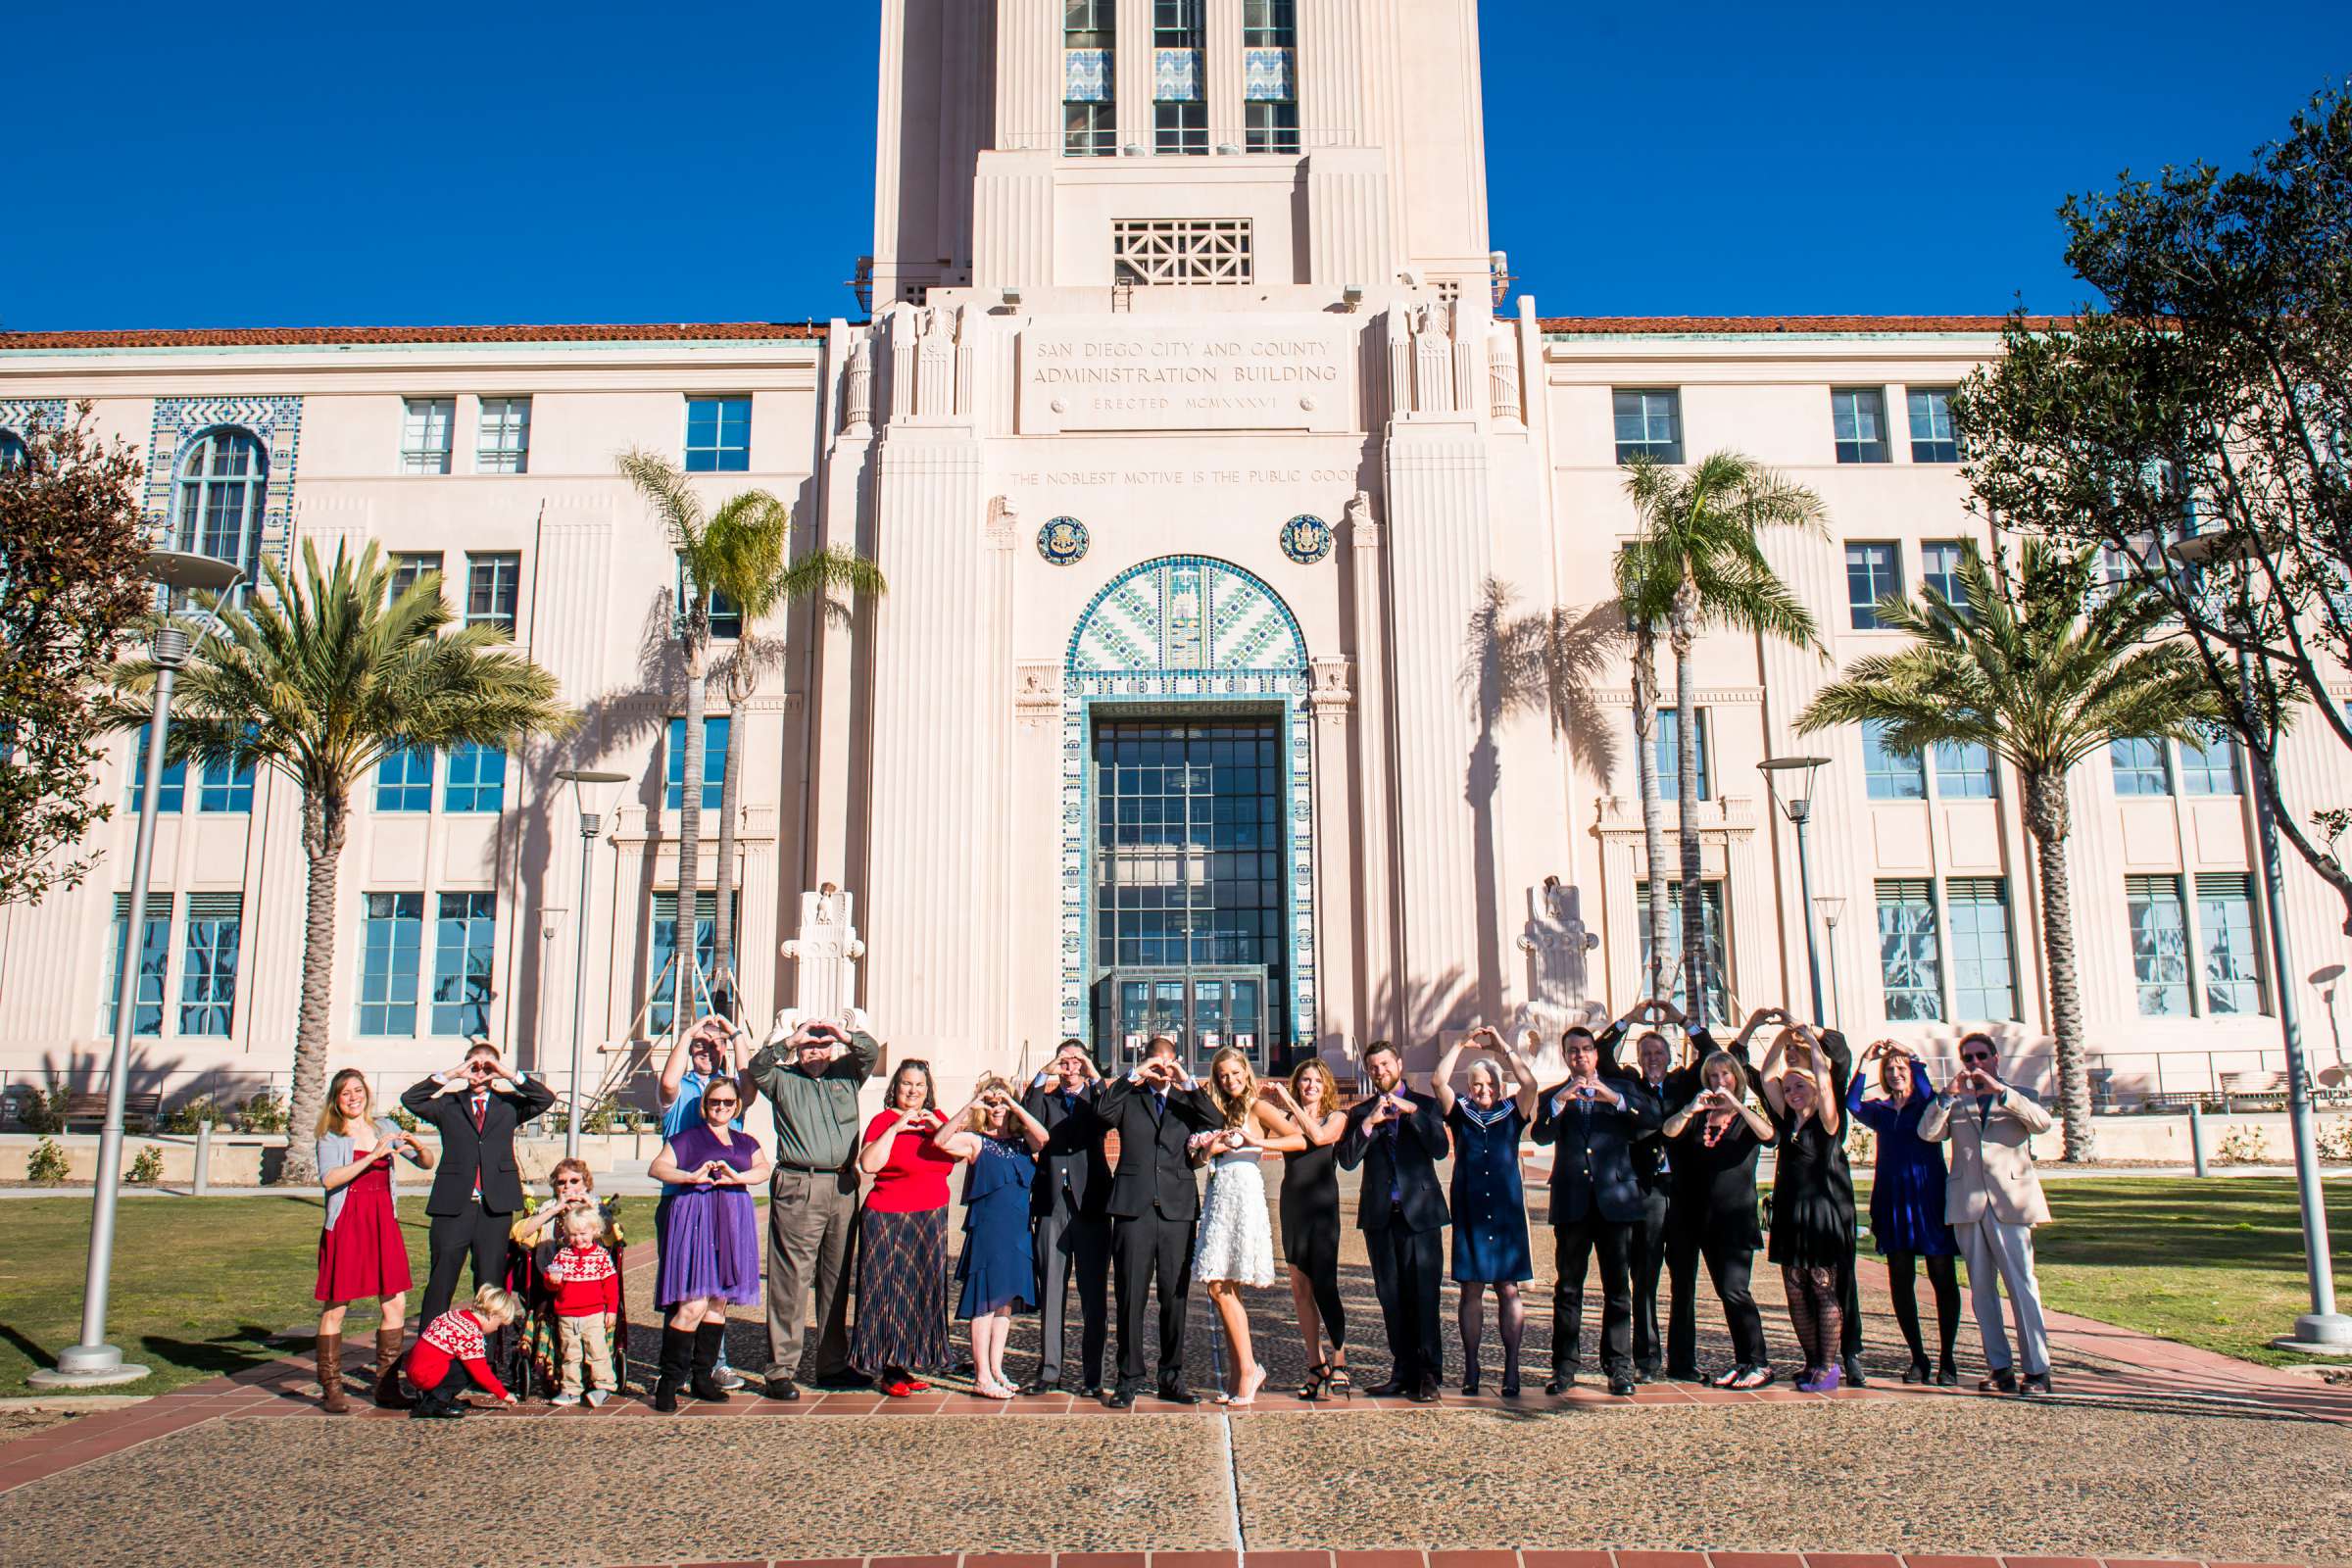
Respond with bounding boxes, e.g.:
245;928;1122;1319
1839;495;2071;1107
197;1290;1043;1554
1795;1365;1841;1394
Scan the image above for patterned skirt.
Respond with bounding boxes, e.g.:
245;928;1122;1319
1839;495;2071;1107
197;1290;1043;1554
851;1205;950;1378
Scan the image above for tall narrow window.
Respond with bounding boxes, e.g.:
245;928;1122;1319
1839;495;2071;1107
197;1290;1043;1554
0;431;25;469
1922;540;1967;609
358;892;425;1036
1064;0;1117;157
2178;735;2241;796
1243;0;1299;152
2126;874;2191;1016
431;892;498;1037
2109;738;2173;798
1907;386;1959;462
1831;388;1890;464
1152;0;1207;155
129;748;186;813
1876;879;1944;1021
444;744;507;813
1636;879;1729;1025
465;552;520;634
1933;740;1996;800
475;396;531;473
675;555;743;640
2196;873;2267;1015
1845;542;1902;628
172;428;268;584
1612;389;1683;464
389;551;443;603
178;893;243;1037
1863;720;1927;801
666;716;731;811
650;891;729;1033
684;396;752;472
1652;708;1711;800
104;892;172;1038
197;755;255;813
399;398;455;474
376;743;435;813
1946;878;2017;1020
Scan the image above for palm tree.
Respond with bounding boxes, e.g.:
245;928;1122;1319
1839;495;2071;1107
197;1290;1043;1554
697;507;885;1012
114;542;572;1183
1621;453;1825;1017
619;452;885;1028
1610;554;1675;1002
1796;539;2218;1161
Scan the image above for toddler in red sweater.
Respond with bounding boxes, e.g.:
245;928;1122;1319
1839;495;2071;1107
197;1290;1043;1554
409;1286;521;1420
546;1206;621;1406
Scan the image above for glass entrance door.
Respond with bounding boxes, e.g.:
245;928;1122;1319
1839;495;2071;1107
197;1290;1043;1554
1108;967;1270;1073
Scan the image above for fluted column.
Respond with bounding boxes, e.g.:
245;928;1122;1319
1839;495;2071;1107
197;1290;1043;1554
1309;658;1358;1058
1348;497;1401;1054
995;0;1062;146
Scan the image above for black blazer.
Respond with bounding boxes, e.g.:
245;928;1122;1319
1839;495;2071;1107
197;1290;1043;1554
1531;1074;1660;1226
1027;1080;1113;1222
1095;1072;1218;1221
401;1074;557;1216
1597;1022;1701;1194
1337;1090;1450;1235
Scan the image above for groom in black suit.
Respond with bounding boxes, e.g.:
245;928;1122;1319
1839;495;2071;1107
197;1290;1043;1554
1095;1035;1218;1408
1338;1039;1450;1403
1532;1024;1661;1396
402;1040;557;1324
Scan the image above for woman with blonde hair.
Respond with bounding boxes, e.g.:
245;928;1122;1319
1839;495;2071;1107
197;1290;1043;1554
1658;1050;1778;1388
313;1067;433;1411
1189;1046;1305;1405
1757;1020;1857;1393
1259;1056;1350;1398
937;1073;1051;1398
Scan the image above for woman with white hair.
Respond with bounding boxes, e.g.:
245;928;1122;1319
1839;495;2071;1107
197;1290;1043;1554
1433;1026;1538;1396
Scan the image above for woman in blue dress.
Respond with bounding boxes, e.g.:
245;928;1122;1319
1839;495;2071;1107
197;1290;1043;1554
1849;1040;1961;1385
939;1073;1049;1400
1433;1026;1538;1396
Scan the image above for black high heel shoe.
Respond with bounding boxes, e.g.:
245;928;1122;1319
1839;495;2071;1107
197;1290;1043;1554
1326;1363;1353;1398
1298;1360;1331;1401
1461;1366;1482;1396
1902;1355;1932;1385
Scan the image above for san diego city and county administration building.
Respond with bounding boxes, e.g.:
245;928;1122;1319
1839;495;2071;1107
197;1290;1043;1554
2;0;2339;1114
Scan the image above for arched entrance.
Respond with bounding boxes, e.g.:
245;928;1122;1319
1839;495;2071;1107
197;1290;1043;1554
1059;557;1316;1072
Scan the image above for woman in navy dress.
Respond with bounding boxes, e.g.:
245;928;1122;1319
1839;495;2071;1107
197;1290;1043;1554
1850;1040;1961;1385
1433;1026;1538;1396
939;1074;1049;1400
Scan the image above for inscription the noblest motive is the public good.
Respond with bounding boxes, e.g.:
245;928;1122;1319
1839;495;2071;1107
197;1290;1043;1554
1020;327;1352;433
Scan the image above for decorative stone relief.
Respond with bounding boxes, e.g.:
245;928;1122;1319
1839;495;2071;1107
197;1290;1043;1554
987;495;1019;552
1488;329;1524;426
1411;299;1455;415
1308;656;1352;725
1345;490;1381;549
1014;662;1063;727
1516;875;1596;1051
781;884;865;1022
842;334;874;432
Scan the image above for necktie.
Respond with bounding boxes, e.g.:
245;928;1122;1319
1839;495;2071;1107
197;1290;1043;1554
471;1095;488;1132
1150;1088;1167;1120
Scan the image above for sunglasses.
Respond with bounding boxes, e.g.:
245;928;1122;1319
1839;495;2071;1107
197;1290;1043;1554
1960;1052;1994;1064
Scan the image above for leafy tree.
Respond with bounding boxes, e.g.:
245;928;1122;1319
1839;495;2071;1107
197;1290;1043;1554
110;542;572;1182
1620;453;1824;1015
1797;540;2218;1160
1611;548;1676;1002
1955;84;2352;929
0;404;150;907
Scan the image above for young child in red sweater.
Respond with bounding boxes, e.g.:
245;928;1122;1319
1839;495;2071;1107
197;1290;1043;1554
545;1205;622;1407
409;1285;521;1420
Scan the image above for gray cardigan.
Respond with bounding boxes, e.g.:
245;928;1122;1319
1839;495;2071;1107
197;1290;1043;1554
318;1117;416;1229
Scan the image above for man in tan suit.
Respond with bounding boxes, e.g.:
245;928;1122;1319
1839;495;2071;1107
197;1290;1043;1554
1919;1031;2054;1394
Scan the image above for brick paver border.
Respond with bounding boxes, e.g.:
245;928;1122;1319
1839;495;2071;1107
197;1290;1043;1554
586;1553;2327;1568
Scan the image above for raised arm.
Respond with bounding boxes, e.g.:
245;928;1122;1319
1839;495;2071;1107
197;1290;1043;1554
1499;1035;1541;1119
658;1020;707;1109
1004;1097;1052;1152
1250;1099;1307;1153
1431;1036;1467;1116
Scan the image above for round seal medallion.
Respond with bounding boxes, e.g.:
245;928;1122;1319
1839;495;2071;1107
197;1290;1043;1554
1038;516;1090;565
1279;514;1334;565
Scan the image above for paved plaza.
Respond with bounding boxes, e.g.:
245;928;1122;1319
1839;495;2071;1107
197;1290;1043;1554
1;1219;2345;1568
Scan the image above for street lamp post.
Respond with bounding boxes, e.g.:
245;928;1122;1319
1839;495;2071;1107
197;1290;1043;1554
1758;756;1833;1025
2170;529;2350;1353
553;769;628;1159
32;551;242;1390
1815;894;1847;1031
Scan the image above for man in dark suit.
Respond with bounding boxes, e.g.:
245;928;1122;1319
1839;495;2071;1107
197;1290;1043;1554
401;1040;557;1324
1095;1035;1218;1408
1023;1038;1113;1396
1337;1039;1450;1403
1532;1024;1660;1396
1597;999;1700;1381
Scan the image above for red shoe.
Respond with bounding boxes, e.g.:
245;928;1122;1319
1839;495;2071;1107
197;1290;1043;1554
904;1379;931;1393
881;1379;919;1398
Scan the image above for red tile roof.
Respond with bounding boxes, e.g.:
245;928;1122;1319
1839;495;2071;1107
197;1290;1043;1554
0;321;833;350
1538;315;2069;334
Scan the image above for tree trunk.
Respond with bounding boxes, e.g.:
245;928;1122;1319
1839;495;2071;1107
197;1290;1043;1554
278;787;347;1185
2024;771;2095;1161
1669;588;1706;1019
673;652;708;1036
1632;632;1671;1002
710;664;747;1023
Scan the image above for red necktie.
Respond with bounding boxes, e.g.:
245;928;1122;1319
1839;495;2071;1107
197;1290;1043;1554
471;1095;487;1132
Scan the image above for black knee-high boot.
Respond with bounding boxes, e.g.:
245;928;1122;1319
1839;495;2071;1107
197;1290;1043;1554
653;1326;693;1414
690;1322;733;1401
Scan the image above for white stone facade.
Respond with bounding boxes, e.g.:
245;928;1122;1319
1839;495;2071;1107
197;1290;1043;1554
3;0;2344;1110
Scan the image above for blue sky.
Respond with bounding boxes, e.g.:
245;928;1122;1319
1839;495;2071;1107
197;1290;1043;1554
5;2;2343;329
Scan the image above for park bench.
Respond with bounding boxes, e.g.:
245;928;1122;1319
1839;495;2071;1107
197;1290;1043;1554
62;1091;161;1132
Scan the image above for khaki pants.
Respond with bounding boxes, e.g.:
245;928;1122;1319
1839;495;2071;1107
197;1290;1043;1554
557;1314;615;1395
764;1164;858;1383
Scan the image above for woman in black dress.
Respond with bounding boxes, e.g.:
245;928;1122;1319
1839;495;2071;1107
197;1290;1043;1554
1758;1022;1857;1393
1259;1057;1350;1399
1657;1051;1777;1388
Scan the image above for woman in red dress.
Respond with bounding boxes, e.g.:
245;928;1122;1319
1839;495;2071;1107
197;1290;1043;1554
314;1067;433;1411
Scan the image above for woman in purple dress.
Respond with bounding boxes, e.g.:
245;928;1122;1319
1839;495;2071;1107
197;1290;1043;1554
648;1080;770;1412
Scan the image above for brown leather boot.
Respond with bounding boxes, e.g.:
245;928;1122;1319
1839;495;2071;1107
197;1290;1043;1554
316;1333;349;1413
372;1327;414;1409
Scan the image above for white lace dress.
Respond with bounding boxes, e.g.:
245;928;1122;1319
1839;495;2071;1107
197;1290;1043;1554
1192;1144;1276;1286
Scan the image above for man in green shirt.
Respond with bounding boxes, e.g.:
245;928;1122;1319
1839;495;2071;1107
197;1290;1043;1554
747;1014;879;1398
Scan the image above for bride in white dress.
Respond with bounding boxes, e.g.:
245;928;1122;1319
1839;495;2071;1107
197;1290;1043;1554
1190;1046;1306;1405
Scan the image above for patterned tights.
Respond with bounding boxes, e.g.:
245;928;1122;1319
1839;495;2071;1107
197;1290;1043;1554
1781;1263;1842;1368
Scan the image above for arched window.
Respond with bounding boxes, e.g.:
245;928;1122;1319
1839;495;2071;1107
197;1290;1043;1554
173;427;268;581
0;431;26;470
